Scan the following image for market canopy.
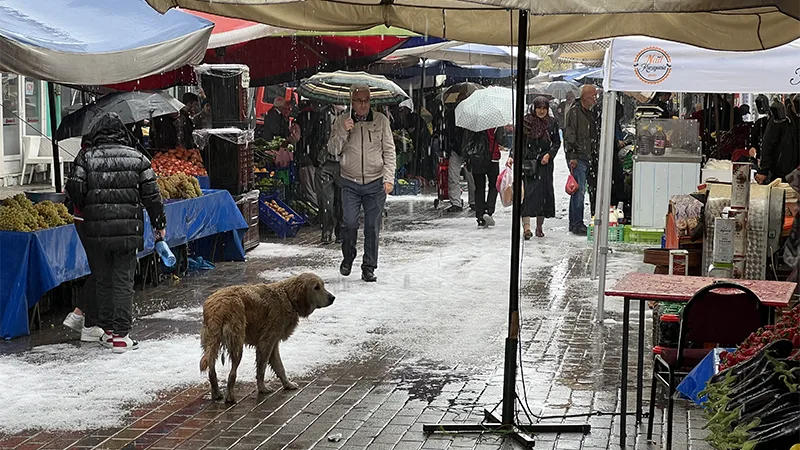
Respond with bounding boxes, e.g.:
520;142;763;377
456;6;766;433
603;36;800;94
147;0;800;50
108;11;409;90
0;0;213;85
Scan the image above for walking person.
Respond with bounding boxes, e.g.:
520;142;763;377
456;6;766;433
464;126;503;227
507;96;560;239
327;85;396;282
443;108;475;212
313;104;343;244
564;84;598;235
66;113;166;353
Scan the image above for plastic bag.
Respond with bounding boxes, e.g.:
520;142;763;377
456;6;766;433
565;171;579;195
497;166;514;207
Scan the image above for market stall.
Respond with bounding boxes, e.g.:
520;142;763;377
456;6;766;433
0;189;248;340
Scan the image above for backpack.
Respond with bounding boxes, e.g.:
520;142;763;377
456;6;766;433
462;130;490;170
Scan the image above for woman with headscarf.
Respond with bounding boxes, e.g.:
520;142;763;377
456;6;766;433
508;96;561;239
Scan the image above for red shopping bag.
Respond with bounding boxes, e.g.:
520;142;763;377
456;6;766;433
565;171;579;195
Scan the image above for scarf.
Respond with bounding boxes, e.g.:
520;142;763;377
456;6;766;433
524;96;552;141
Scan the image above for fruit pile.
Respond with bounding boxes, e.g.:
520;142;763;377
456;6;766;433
0;194;73;232
156;173;203;200
719;308;800;370
152;148;207;177
264;199;295;222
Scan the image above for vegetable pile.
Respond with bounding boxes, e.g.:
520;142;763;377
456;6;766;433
719;308;800;370
701;306;800;450
263;199;295;222
152;148;207;177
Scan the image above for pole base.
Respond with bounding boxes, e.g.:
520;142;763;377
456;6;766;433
423;409;590;449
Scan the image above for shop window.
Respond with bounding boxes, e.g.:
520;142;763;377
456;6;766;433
2;73;20;156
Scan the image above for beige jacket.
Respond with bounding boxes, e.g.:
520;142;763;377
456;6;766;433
328;110;397;186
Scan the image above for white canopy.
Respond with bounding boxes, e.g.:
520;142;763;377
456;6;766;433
603;36;800;94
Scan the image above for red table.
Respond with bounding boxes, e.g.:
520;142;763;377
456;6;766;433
605;272;795;448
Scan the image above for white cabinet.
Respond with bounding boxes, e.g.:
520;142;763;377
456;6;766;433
632;156;701;229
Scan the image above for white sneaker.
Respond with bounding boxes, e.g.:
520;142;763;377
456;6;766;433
80;326;104;342
483;214;495;227
112;334;139;354
100;330;114;348
62;312;85;333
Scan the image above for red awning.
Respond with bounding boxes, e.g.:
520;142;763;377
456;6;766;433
107;11;406;90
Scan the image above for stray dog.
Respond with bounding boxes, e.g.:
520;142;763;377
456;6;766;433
199;273;335;403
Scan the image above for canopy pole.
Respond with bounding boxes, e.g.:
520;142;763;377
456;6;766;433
424;11;591;447
48;83;63;193
595;90;617;323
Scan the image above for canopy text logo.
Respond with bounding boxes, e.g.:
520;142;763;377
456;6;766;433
633;47;672;84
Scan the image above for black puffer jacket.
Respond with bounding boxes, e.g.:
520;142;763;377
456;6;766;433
66;113;166;252
759;102;799;182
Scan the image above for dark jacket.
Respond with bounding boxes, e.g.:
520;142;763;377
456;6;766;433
261;108;289;141
66;113;166;252
176;109;196;149
759;102;799;182
564;101;598;162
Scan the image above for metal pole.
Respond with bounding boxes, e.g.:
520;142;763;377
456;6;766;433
47;83;62;193
502;8;528;426
595;90;617;323
591;93;607;279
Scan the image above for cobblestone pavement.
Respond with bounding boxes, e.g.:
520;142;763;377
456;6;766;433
0;197;711;450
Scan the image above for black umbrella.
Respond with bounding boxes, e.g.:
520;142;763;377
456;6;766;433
57;91;183;139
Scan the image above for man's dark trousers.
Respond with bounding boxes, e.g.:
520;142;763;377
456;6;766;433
341;178;386;272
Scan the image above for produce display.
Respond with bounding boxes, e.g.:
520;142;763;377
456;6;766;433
701;307;800;450
151;148;207;177
264;199;295;222
0;195;73;232
156;173;203;199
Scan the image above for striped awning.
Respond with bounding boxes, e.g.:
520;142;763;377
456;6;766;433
297;71;409;106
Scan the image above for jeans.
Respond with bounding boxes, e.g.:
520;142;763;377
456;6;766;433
569;159;589;229
83;241;137;336
341;178;387;272
447;152;475;208
74;220;97;328
473;162;500;220
315;161;342;239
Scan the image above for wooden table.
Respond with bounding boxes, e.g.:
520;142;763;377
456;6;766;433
604;272;795;448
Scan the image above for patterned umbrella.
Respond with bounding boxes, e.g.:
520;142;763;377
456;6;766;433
297;71;409;106
454;86;514;132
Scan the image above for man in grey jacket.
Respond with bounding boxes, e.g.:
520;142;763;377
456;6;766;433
564;84;598;235
328;85;397;282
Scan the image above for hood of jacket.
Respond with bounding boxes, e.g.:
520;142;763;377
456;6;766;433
770;101;788;123
86;112;131;148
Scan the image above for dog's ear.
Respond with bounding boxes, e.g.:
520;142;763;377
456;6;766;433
287;273;315;317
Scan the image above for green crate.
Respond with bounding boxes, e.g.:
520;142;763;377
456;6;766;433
587;224;625;242
624;225;663;244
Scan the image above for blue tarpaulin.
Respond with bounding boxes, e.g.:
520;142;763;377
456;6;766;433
0;190;248;340
0;0;213;85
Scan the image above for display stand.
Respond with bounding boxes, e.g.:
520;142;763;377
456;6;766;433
422;11;590;447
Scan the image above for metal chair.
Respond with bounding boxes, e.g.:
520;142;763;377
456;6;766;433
646;281;769;449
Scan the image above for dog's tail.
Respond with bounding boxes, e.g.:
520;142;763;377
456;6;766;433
199;324;221;372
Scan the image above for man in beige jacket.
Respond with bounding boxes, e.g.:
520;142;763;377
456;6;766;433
328;85;397;282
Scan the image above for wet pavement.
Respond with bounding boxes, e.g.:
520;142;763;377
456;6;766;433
0;193;713;450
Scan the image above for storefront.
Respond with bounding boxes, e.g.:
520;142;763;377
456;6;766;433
0;74;49;186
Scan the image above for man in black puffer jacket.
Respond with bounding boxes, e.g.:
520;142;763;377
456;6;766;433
66;112;166;353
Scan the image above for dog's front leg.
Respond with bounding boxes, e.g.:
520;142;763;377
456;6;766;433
256;346;275;395
269;344;298;390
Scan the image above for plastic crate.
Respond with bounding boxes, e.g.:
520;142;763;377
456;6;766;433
587;224;625;242
258;193;305;238
392;179;421;196
653;302;685;348
624;225;664;244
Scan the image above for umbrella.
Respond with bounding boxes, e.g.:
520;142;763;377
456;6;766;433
57;92;183;139
297;71;409;106
390;41;541;69
454;86;514;132
441;82;484;105
541;81;579;100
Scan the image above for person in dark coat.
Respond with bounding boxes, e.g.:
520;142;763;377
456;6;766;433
756;100;798;184
508;96;560;239
176;92;199;149
464;126;504;227
66;112;166;353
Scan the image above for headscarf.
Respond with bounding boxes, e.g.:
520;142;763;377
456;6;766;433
524;96;552;141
